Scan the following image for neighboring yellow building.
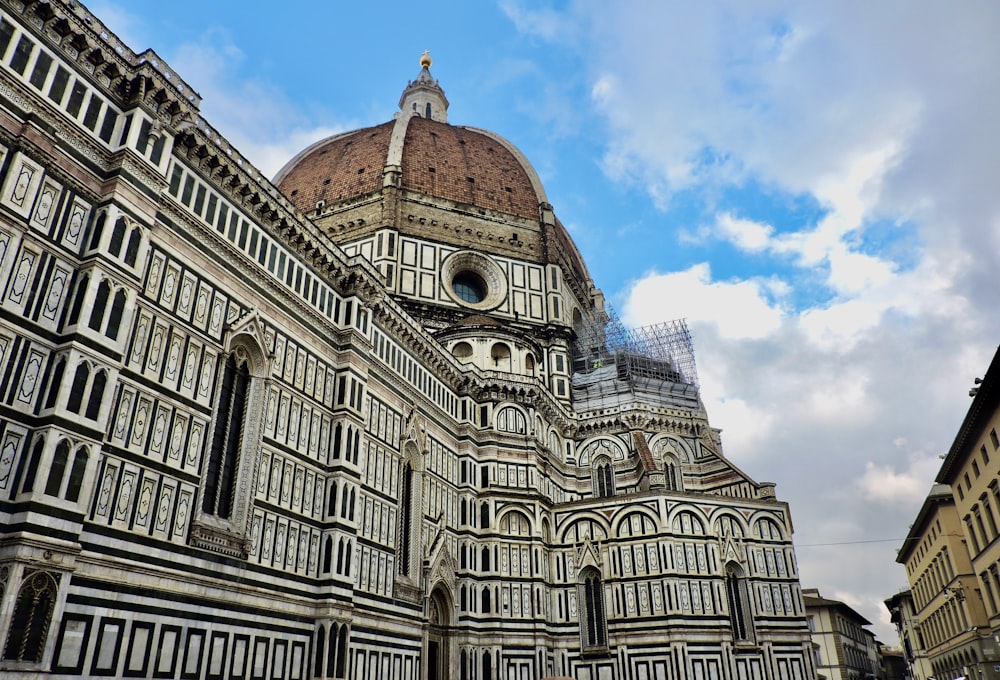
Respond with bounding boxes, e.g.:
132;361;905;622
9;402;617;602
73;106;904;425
896;485;996;679
896;346;1000;680
935;346;1000;678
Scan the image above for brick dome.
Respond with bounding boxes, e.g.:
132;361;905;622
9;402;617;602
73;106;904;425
275;117;543;221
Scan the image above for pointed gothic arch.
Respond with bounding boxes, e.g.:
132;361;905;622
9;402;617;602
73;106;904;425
3;571;58;663
578;566;608;652
193;314;271;556
725;561;755;644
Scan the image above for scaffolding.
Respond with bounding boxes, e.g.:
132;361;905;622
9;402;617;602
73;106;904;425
571;306;699;389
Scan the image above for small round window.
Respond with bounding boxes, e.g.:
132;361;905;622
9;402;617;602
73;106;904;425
452;271;487;304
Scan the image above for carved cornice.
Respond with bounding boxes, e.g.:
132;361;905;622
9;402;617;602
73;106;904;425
5;0;201;120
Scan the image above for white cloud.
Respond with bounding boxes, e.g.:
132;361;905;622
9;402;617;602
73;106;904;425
715;213;775;253
858;457;941;506
564;0;1000;641
624;263;784;340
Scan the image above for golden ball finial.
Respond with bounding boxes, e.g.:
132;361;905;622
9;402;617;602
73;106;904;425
420;49;432;68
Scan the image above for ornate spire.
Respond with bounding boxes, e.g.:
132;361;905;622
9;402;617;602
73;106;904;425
399;51;449;123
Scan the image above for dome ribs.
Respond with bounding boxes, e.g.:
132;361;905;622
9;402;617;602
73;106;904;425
276;122;393;210
400;117;538;220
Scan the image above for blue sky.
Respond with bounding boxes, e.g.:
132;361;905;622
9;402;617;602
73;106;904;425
89;0;1000;641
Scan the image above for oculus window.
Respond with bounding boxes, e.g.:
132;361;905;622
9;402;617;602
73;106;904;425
452;271;487;304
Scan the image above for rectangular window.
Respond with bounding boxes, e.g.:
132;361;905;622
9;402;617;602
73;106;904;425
98;110;117;143
249;228;259;257
205;195;218;224
257;236;268;266
118;113;133;145
149;135;166;165
180;176;195;206
28;50;52;89
216;204;229;233
227;212;239;240
984;445;991;465
66;82;87;117
168;166;183;195
82;95;102;130
136;119;152;153
0;19;15;60
193;186;206;215
238;221;248;250
992;428;999;450
48;66;69;104
9;35;34;75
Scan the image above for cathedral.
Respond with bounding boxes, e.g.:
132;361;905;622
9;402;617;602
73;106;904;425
0;2;815;678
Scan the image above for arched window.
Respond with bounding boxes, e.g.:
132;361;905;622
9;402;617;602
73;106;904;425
482;650;492;680
84;370;107;420
124;226;141;266
88;279;110;331
43;358;65;410
726;562;754;643
326;625;337;678
65;448;88;503
593;459;614;498
335;626;348;678
579;567;608;650
108;217;127;256
66;363;89;413
3;571;58;662
88;212;106;250
332;423;342;459
482;587;491;613
452;341;473;362
495;406;526;434
202;353;250;518
105;289;127;340
398;461;413;576
328;481;338;517
490;343;511;370
525;353;536;376
44;441;70;497
665;460;680;491
481;546;490;571
314;624;325;678
322;536;332;574
480;502;490;529
66;273;88;327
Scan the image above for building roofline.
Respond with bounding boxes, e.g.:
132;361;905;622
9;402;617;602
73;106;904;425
937;344;1000;484
802;593;873;625
896;485;954;563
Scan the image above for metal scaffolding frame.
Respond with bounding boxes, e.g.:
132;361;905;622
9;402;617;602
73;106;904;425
571;306;699;389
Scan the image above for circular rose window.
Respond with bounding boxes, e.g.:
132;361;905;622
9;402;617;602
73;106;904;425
441;251;507;310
